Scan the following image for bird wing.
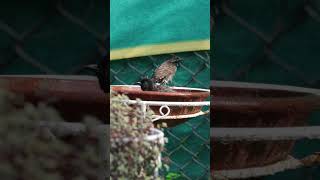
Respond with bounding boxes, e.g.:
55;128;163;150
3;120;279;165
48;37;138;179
152;60;177;84
152;64;168;83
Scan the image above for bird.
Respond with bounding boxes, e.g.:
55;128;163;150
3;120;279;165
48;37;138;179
97;58;108;93
84;56;108;93
135;77;175;92
151;55;182;86
136;77;154;91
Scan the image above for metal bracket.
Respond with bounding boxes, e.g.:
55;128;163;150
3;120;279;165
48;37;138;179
121;99;210;121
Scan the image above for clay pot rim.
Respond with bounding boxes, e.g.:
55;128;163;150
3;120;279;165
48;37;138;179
0;75;107;103
0;75;97;81
211;81;320;110
111;85;210;99
0;75;108;122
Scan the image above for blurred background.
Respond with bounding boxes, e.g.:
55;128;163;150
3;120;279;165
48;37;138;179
0;1;106;74
0;1;107;179
213;0;320;179
0;0;210;179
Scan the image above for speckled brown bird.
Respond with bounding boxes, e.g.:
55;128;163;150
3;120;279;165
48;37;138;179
151;55;182;85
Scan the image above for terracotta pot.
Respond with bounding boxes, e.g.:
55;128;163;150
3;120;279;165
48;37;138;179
111;85;209;127
0;75;108;123
211;81;320;170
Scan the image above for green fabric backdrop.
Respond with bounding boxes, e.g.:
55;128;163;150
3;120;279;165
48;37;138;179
110;0;210;50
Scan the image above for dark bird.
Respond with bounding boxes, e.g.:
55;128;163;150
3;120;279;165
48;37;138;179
85;57;108;93
97;58;108;93
151;55;182;85
136;78;155;91
136;77;175;92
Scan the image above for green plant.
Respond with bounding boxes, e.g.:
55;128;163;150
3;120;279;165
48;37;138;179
166;172;181;180
0;89;101;180
110;92;166;180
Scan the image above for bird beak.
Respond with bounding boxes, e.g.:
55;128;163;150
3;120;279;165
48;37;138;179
175;59;182;65
83;64;98;71
134;81;141;85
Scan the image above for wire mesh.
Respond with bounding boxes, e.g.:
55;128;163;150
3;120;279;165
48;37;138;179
213;0;320;179
0;0;107;75
110;51;210;180
213;0;320;88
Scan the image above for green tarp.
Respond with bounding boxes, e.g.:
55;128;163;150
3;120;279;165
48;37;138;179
110;0;210;60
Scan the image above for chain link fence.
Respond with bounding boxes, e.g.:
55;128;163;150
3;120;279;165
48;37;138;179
111;51;210;179
213;0;320;179
213;0;320;88
0;0;107;75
